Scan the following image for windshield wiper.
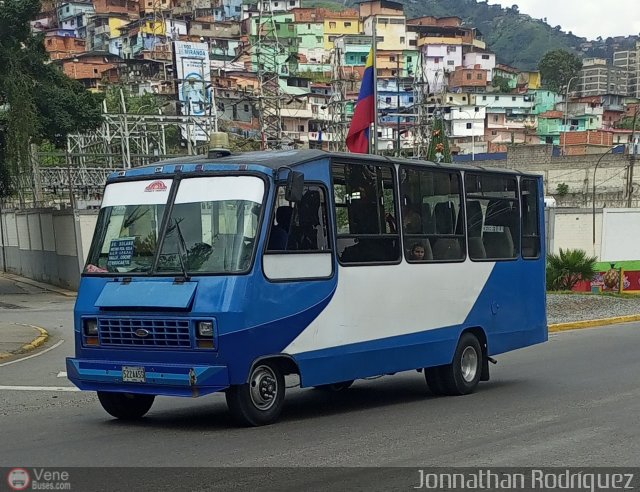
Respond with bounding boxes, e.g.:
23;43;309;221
173;218;191;281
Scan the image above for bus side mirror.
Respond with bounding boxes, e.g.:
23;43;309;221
285;171;304;203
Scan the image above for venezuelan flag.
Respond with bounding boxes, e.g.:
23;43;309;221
346;49;375;154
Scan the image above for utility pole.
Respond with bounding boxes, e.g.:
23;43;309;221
412;49;431;159
396;56;401;157
627;105;638;207
562;76;577;156
371;15;378;155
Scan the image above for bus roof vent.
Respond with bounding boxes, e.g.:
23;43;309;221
208;132;232;159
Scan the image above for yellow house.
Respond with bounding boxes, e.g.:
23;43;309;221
142;20;166;37
364;14;407;51
324;14;362;51
526;71;542;90
109;17;128;38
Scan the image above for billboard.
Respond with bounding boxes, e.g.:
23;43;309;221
173;41;212;142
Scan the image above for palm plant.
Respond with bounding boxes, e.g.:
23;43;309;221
546;248;597;291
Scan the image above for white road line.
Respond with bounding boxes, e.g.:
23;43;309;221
0;385;79;392
0;339;65;367
57;371;67;378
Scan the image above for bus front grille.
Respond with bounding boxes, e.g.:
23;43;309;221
98;318;192;348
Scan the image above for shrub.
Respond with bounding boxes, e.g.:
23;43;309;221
546;248;597;291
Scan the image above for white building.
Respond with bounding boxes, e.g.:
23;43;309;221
421;43;462;92
463;49;496;82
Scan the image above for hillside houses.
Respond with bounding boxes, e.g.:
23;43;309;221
33;0;640;156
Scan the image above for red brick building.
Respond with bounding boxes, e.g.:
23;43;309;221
44;35;86;61
448;65;488;90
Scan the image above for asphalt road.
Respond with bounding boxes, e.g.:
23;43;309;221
1;278;640;489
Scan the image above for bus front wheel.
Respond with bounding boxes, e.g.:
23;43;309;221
97;391;155;420
226;362;285;426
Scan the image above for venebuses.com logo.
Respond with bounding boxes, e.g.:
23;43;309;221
6;468;71;490
7;468;30;491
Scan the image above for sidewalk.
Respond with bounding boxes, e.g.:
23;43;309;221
0;273;70;360
0;272;77;298
0;322;48;360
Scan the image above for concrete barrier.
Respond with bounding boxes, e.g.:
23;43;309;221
0;208;98;290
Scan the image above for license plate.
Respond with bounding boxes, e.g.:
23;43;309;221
122;366;146;383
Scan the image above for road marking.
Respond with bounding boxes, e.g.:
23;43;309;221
0;385;79;392
0;340;65;367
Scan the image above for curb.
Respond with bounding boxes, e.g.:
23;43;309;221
549;314;640;332
0;324;49;361
20;325;50;352
0;273;77;298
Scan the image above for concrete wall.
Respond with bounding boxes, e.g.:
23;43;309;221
472;145;639;208
0;208;99;290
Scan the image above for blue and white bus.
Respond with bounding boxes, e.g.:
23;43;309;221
67;149;547;426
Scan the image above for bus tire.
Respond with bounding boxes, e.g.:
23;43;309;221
226;362;285;427
97;391;155;420
314;380;354;392
441;332;483;396
424;367;447;396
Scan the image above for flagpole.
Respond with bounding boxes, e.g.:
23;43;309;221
371;15;378;155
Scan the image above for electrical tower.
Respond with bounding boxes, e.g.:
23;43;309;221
412;51;431;159
254;2;290;150
327;48;349;152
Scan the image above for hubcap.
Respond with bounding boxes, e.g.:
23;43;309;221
460;346;479;383
249;365;278;411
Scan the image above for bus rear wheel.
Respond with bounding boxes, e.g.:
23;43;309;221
226;362;285;426
445;332;483;395
425;333;483;396
97;391;155;420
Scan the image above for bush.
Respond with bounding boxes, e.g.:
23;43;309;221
546;248;597;291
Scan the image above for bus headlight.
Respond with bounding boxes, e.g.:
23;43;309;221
83;318;98;336
197;321;214;338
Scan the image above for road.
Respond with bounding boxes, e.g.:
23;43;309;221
1;277;639;488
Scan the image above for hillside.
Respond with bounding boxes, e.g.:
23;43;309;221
340;0;638;71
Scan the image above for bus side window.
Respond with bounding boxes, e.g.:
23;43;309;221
332;162;400;265
465;173;520;261
266;184;330;253
399;166;465;262
521;178;541;259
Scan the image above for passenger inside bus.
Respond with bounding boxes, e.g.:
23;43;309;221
268;206;293;250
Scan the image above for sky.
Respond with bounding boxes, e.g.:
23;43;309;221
488;0;640;39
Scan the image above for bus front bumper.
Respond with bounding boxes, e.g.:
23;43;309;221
66;358;229;397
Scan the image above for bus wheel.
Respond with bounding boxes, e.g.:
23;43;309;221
441;332;483;396
97;392;155;420
226;362;285;426
314;380;354;392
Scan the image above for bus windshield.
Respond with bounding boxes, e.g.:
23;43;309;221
85;175;265;275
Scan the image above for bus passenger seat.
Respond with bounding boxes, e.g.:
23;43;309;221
421;202;434;234
433;202;461;260
433;239;462;260
468;237;486;259
483;200;514;258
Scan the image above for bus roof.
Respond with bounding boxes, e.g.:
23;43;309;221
144;149;540;178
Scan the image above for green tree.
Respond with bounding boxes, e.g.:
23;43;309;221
492;75;513;93
0;0;102;199
426;116;452;163
538;49;583;93
104;86;162;114
546;248;597;291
